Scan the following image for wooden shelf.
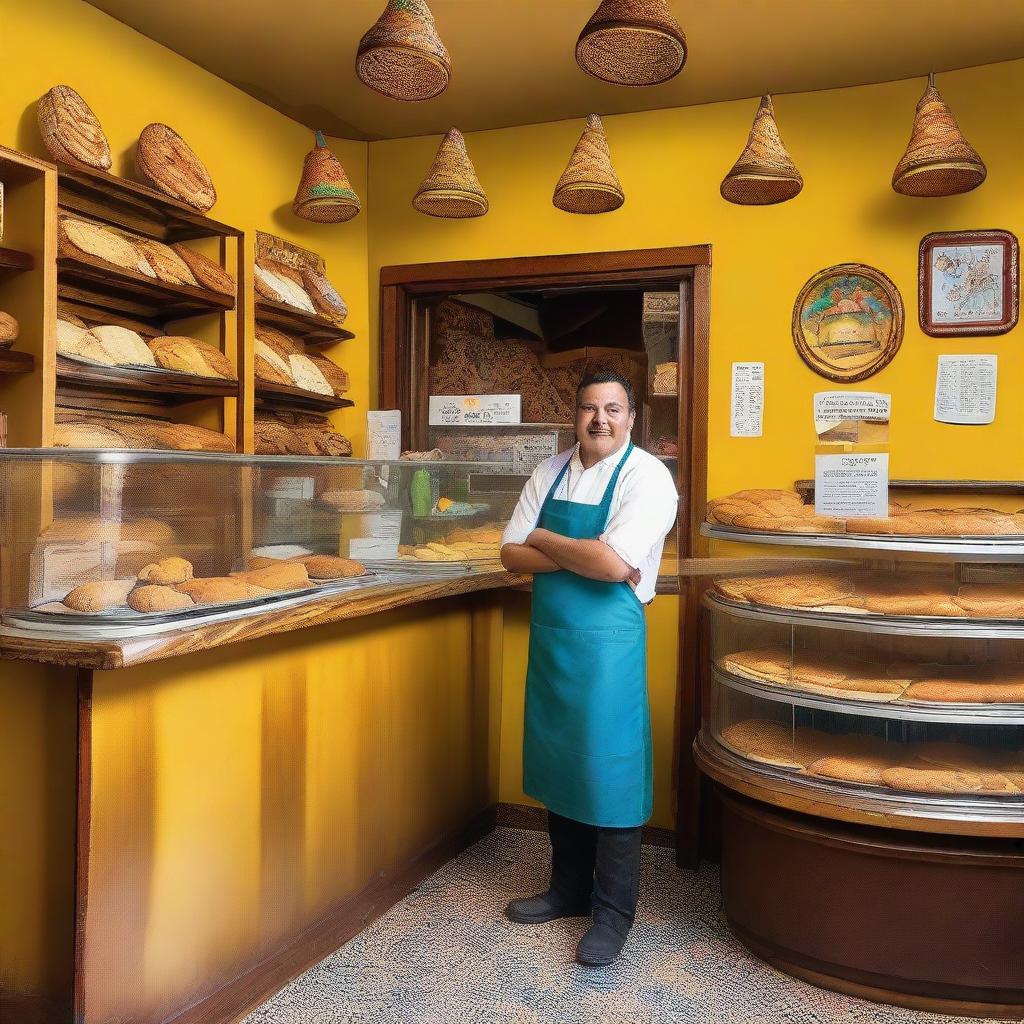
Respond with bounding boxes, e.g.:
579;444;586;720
58;254;235;323
649;392;679;400
0;246;34;276
57;163;241;242
255;380;355;414
57;356;238;404
255;299;355;346
0;349;34;374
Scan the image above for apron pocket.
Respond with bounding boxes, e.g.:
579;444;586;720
526;621;647;759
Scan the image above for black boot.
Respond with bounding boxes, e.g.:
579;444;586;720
506;811;597;924
576;825;641;966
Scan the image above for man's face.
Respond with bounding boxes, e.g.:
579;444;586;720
576;382;635;461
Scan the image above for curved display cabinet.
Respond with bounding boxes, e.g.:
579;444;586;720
702;520;1024;562
696;541;1024;1018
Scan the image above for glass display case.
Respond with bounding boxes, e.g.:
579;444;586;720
696;552;1024;829
0;449;520;636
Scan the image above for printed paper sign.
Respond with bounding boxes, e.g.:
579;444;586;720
934;355;997;425
513;433;558;473
730;362;764;437
367;410;402;460
428;394;521;426
815;453;889;518
814;391;891;443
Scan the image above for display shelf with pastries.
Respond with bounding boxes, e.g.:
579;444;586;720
0;449;520;642
703;484;1024;560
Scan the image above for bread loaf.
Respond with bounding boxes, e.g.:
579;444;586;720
257;324;304;355
60;217;156;278
230;562;310;591
652;361;678;395
743;572;857;609
855;576;965;617
288;353;334;396
138;557;194;586
137;123;217;212
953;583;1024;618
128;585;195;613
255;339;294;386
37;85;112;170
63;578;135;612
148;336;236;380
84;326;157;367
719;720;807;771
321;489;385;511
903;668;1024;703
55;410;234;453
175;577;265;605
300;555;365;580
0;311;19;348
134;238;199;286
170;244;235;296
301;267;349;324
307;354;350;397
253;409;352;457
808;750;902;787
254;264;316;312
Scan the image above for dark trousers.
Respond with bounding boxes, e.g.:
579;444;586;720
548;811;642;937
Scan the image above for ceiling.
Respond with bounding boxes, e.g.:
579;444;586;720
87;0;1024;141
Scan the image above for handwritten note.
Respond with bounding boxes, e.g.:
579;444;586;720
934;355;997;425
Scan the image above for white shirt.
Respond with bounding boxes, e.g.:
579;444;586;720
501;442;679;603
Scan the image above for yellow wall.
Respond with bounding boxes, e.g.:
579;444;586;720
366;57;1024;827
0;0;370;450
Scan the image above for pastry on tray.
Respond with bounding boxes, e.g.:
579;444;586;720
63;578;136;612
138;557;194;587
299;555;366;580
128;585;196;613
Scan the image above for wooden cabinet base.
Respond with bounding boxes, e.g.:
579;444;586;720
719;790;1024;1019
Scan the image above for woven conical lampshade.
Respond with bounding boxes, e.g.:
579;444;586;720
293;131;362;223
892;75;986;197
576;0;687;86
553;114;624;215
413;129;488;218
356;0;450;102
720;95;803;206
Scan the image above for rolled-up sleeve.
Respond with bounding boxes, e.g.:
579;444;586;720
501;465;546;547
599;462;679;569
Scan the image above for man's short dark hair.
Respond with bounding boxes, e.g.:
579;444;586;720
576;369;636;412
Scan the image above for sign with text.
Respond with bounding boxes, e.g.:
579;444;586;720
428;394;521;426
730;362;764;437
814;391;890;443
814;453;889;518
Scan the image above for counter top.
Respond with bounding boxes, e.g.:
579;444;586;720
0;570;525;671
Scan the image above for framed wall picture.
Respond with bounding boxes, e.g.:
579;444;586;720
792;263;904;383
919;229;1019;337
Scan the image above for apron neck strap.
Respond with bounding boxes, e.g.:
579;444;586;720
598;442;633;511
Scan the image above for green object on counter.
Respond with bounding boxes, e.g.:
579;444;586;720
410;468;432;517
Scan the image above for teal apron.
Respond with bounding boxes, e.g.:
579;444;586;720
522;443;653;828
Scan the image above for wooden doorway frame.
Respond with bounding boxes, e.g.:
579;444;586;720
378;245;712;867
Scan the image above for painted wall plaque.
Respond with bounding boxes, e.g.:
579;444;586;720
792;263;904;383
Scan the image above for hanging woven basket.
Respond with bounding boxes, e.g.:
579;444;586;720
892;74;986;197
413;129;488;219
356;0;450;102
720;95;803;206
576;0;687;87
553;114;624;215
293;131;362;223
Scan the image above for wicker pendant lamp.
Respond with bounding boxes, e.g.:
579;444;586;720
293;131;362;223
356;0;450;102
720;95;803;206
553;114;624;214
892;74;986;197
413;129;488;218
576;0;687;86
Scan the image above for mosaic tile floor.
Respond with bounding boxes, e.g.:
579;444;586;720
244;827;994;1024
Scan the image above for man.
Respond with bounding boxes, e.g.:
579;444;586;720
500;369;679;967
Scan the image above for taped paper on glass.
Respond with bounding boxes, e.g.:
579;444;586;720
814;391;890;444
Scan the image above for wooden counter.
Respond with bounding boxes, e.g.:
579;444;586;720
0;570;524;671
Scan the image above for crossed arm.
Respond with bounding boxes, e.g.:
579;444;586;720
500;528;639;584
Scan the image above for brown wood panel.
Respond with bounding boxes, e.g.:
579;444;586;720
254;380;354;414
720;792;1024;1017
0;572;527;671
57;164;240;243
56;357;238;403
0;245;34;274
57;254;235;322
255;298;354;346
0;349;34;374
381;245;712;289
